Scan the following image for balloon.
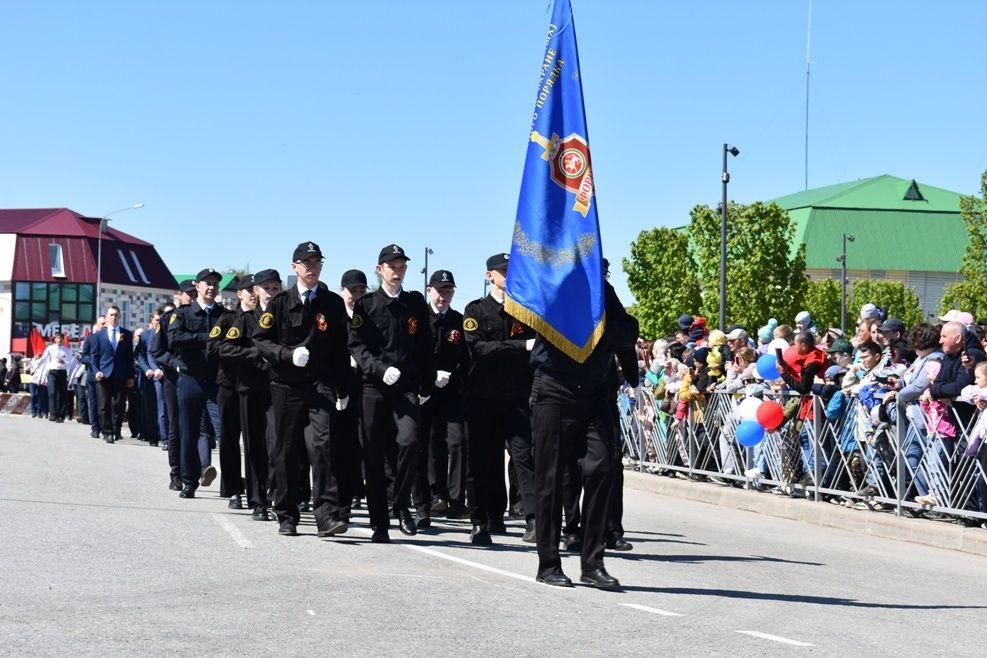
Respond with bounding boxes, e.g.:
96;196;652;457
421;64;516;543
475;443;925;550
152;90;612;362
768;338;790;353
756;353;781;381
736;396;763;422
736;420;766;447
756;400;785;431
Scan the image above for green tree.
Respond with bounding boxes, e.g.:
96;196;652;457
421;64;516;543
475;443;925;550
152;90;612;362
623;227;701;338
941;170;987;319
224;265;250;279
803;278;841;331
851;280;924;327
688;201;808;332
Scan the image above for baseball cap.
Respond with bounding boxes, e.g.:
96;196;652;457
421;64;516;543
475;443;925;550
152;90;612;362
178;279;196;293
340;269;368;289
879;318;906;334
826;338;853;354
824;365;846;380
194;268;221;283
252;268;281;285
677;314;694;331
428;270;456;288
292;241;323;262
859;303;878;319
236;274;255;291
486;253;509;271
378;244;409;264
726;328;747;341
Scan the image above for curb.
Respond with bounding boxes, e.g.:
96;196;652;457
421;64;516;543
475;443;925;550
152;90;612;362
624;469;987;558
0;393;31;416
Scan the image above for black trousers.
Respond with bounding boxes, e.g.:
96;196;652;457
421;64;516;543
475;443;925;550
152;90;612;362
270;382;344;527
218;385;243;497
163;376;180;478
414;390;467;510
97;377;127;436
46;370;68;420
466;399;536;526
562;400;625;539
239;387;271;510
361;383;420;530
139;377;159;442
336;380;365;504
531;375;613;576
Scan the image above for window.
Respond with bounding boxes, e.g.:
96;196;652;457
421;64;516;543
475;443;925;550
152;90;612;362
12;282;96;327
49;243;66;278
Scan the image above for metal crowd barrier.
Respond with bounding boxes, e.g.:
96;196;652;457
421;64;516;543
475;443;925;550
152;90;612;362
618;387;987;525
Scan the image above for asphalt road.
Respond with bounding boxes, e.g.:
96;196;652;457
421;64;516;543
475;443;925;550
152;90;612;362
2;414;986;656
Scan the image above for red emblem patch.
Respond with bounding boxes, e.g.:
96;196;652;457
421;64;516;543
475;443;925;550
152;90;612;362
510;322;523;337
408;317;418;335
447;329;461;345
315;313;327;332
530;131;594;217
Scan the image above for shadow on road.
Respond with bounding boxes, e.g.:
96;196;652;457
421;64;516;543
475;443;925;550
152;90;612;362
617;585;987;609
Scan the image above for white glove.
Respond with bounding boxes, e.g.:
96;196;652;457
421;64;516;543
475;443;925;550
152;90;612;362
292;346;310;367
383;366;401;386
418;394;430;405
435;370;451;388
349;355;357;369
335;396;349;411
526;338;535;351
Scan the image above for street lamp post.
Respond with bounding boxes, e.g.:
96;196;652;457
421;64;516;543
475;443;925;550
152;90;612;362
420;247;433;293
96;203;144;314
720;144;740;332
838;233;855;334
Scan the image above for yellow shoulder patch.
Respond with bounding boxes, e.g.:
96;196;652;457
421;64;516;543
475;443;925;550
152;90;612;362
169;314;177;325
226;327;241;340
351;314;364;329
209;325;222;339
463;317;479;332
259;312;274;329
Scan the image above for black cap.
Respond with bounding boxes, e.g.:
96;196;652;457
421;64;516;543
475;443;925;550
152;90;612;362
378;244;409;264
677;314;694;331
602;258;610;273
236;275;255;291
486;253;510;271
292;241;323;262
879;318;906;334
195;268;221;283
178;279;196;293
340;269;368;289
428;270;456;288
252;268;281;285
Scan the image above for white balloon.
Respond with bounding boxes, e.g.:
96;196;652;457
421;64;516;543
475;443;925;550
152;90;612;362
736;396;763;423
768;338;790;353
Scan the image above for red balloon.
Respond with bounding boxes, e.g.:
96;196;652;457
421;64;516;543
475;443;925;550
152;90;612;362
756;400;785;431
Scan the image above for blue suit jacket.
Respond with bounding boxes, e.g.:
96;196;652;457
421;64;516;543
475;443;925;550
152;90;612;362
91;326;135;381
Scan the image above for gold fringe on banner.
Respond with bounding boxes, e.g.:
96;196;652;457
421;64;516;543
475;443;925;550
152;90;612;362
504;295;606;364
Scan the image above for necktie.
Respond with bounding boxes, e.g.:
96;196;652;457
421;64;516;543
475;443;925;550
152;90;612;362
111;327;118;349
305;289;314;305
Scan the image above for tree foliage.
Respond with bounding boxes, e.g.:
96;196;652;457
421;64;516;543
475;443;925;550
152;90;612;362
941;170;987;319
688;201;808;332
623;227;701;338
850;280;924;327
803;278;841;331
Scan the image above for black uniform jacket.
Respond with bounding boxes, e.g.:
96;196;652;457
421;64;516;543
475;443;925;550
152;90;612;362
429;305;469;396
214;307;271;393
462;293;534;402
167;301;231;381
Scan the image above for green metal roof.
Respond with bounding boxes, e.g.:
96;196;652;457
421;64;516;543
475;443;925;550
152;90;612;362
771;175;966;272
173;273;240;291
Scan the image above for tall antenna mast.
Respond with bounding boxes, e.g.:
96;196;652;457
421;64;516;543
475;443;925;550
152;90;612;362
804;0;813;190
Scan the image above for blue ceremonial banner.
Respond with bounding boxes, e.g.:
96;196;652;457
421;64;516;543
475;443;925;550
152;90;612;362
505;0;605;363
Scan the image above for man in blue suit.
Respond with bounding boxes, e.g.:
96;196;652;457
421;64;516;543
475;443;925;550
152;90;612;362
91;305;135;444
79;315;106;439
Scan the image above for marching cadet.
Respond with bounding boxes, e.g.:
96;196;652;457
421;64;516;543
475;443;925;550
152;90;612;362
166;269;230;499
207;276;250;510
217;269;280;521
253;243;351;538
462;253;537;545
529;278;639;590
349;244;435;543
413;269;470;527
338;269;369;518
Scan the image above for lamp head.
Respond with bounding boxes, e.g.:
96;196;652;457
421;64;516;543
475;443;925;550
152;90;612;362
846;234;855;242
727;146;740;157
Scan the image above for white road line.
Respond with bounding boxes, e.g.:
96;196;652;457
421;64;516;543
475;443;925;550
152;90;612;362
307;610;316;616
211;513;254;549
736;630;813;647
620;603;682;617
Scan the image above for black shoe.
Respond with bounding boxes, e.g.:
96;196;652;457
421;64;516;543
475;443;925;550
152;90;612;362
371;528;391;543
606;536;633;551
90;431;100;439
149;440;159;447
179;485;196;499
415;514;431;530
580;568;620;590
103;433;115;444
169;477;182;491
522;519;536;543
561;534;582;552
470;524;492;545
488;519;507;534
228;495;243;510
446;502;470;520
252;506;272;521
396;509;417;536
856;484;879;497
430;496;448;514
200;465;217;487
536;572;574;588
509;504;526;520
278;521;298;536
317;517;349;537
160;441;169;451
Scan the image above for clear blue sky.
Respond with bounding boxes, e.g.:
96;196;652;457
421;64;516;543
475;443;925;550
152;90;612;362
2;1;984;304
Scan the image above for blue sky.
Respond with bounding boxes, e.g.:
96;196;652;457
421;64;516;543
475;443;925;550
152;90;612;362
2;1;984;304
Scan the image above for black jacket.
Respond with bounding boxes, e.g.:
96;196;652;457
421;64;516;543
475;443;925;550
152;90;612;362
206;311;238;389
428;305;469;396
166;301;230;381
216;307;271;393
462;293;534;401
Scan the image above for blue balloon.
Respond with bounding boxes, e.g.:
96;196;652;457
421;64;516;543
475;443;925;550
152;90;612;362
736;420;766;447
756;353;781;381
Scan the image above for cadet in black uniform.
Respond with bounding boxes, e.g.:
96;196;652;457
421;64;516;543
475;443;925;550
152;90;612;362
529;279;639;589
348;244;435;543
462;253;538;545
412;269;470;527
166;268;230;499
208;276;252;510
252;242;351;538
153;281;195;491
338;269;370;517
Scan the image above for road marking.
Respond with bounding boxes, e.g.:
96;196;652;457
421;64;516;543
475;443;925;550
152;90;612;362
736;631;813;647
352;528;535;584
620;603;682;617
211;513;254;549
307;610;316;616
